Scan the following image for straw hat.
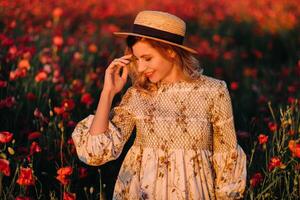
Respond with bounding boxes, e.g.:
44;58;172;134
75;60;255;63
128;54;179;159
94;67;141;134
113;10;198;54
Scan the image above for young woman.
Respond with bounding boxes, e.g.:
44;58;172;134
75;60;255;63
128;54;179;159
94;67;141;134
72;10;246;199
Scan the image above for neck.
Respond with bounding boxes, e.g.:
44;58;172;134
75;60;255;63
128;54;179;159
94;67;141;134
161;64;190;84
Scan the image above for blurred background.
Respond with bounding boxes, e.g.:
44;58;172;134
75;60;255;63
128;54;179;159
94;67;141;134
0;0;299;199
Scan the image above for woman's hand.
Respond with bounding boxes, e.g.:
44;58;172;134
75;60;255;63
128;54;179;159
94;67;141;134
103;54;132;95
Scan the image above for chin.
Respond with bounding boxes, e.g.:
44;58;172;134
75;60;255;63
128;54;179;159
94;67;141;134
146;75;158;83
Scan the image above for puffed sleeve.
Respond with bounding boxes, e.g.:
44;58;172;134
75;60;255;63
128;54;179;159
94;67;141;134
71;87;136;166
210;81;247;200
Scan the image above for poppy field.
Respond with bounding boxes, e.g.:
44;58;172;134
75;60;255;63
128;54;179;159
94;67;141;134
0;0;300;199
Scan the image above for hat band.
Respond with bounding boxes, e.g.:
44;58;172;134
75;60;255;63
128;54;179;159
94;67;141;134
132;24;184;45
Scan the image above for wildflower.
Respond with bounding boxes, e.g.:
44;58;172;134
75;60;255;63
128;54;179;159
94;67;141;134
52;7;63;19
18;59;30;70
30;142;42;155
71;79;83;92
258;134;268;144
230;82;239;90
28;131;42;140
15;196;31;200
223;51;234;60
212;34;221;43
0;158;10;176
54;107;64;115
81;93;94;106
0;80;7;88
56;166;73;185
288;140;300;158
88;43;98;53
78;167;88;179
0;96;16;109
67;120;76;128
243;67;257;78
63;192;76;200
16;167;35;186
268;122;277;132
62;99;75;111
0;131;13;143
88;71;98;81
268;157;284;171
250;172;263;187
252;49;263;59
53;36;63;47
26;92;37;101
35;71;48;82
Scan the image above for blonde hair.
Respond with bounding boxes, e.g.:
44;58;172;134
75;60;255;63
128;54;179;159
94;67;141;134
125;36;203;94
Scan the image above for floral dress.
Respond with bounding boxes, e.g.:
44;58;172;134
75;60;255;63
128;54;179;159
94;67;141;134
72;75;247;200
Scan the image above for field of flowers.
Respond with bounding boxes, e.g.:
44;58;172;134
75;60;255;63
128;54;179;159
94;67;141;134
0;0;299;199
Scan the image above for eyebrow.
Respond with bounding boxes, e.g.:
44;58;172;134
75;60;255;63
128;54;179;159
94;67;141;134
134;54;152;59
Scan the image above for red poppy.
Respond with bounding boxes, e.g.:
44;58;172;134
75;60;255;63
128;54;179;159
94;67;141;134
88;43;98;53
0;131;13;143
0;158;10;176
30;142;42;155
15;197;31;200
63;192;76;200
252;49;263;59
71;79;83;92
56;166;73;185
61;99;75;111
26;92;37;101
250;172;263;187
0;80;7;88
78;167;88;179
16;167;35;186
288;97;296;104
54;107;64;115
81;93;94;106
53;36;63;47
230;82;239;90
56;174;70;185
28;131;42;140
258;134;268;144
0;96;16;109
288;140;300;158
268;122;277;132
268;157;283;171
53;7;63;19
57;166;73;176
35;71;48;82
18;59;30;70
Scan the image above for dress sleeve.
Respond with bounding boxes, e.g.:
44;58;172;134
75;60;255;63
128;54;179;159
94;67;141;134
210;81;247;200
71;87;136;166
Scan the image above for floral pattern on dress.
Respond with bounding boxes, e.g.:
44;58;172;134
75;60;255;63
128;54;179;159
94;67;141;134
72;75;247;200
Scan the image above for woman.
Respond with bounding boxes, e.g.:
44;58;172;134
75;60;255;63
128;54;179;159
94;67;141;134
72;10;246;199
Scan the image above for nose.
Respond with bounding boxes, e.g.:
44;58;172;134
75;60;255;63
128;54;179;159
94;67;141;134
137;61;147;73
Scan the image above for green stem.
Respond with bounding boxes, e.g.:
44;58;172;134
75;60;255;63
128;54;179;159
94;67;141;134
0;173;3;197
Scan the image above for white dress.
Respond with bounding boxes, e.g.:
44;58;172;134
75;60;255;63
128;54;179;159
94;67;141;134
72;75;247;200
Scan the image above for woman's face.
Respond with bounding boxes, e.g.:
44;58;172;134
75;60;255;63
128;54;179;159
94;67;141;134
132;40;182;83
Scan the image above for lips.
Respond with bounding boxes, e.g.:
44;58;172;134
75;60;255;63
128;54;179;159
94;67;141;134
144;71;154;77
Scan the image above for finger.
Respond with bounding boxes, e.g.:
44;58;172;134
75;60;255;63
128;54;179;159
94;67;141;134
122;54;133;58
108;60;127;69
107;62;126;74
117;58;131;64
121;65;128;80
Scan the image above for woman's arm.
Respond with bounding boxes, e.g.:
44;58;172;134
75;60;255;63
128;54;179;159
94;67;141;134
89;89;115;135
89;54;132;135
210;80;247;199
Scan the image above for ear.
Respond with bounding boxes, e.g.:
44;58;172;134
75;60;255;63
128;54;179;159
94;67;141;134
167;49;176;58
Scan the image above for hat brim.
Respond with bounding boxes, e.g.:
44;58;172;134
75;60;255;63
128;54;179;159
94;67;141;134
113;32;198;54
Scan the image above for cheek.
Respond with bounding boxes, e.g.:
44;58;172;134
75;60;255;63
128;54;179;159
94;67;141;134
152;58;171;71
